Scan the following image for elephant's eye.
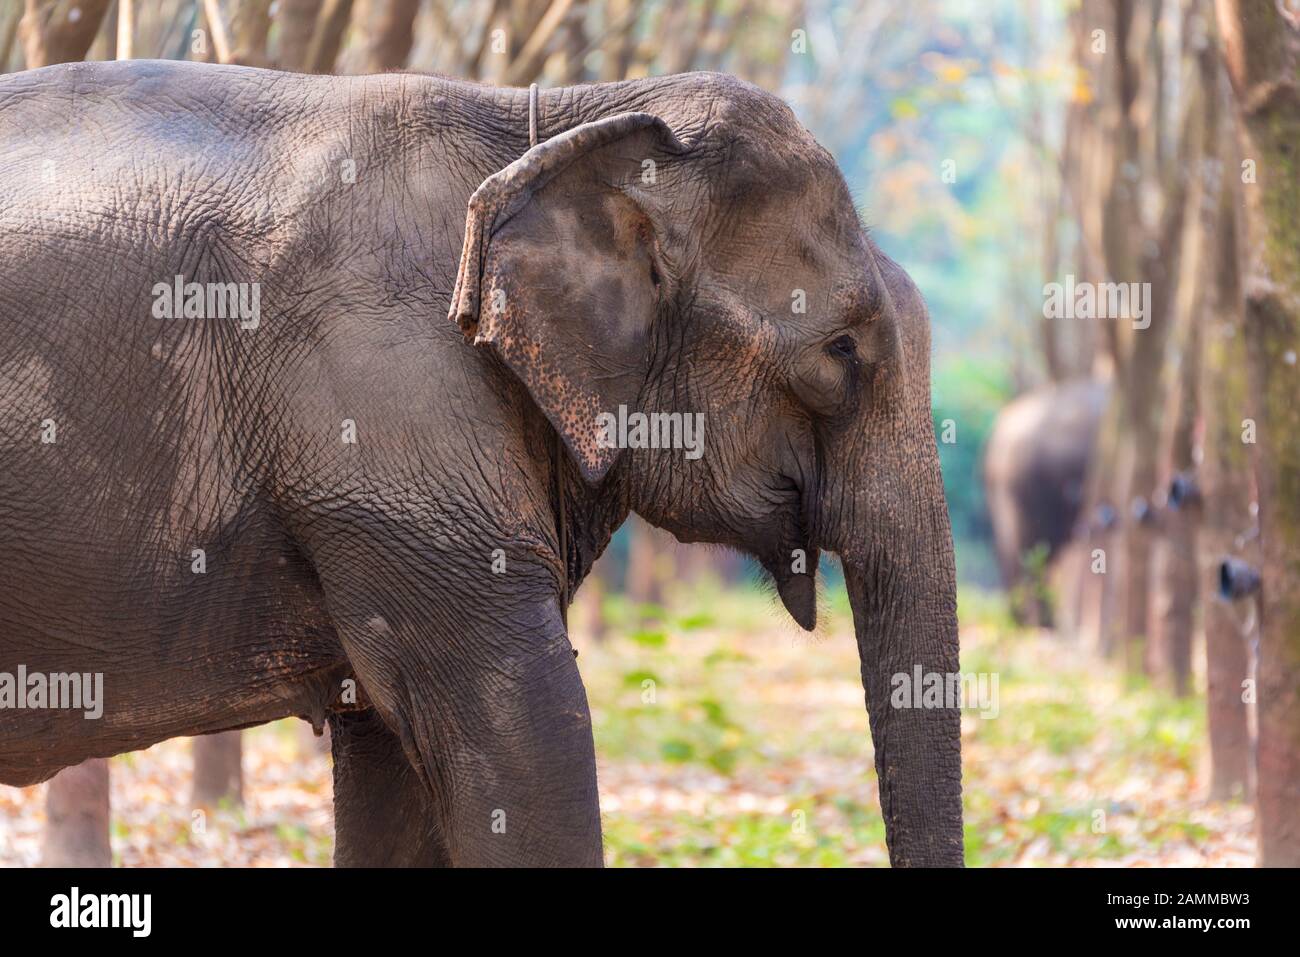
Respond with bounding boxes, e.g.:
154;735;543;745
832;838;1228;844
827;335;856;358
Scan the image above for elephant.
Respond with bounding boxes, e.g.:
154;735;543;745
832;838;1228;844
983;378;1108;624
0;60;962;866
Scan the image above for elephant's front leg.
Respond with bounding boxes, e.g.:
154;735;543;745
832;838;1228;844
429;625;603;867
312;535;603;867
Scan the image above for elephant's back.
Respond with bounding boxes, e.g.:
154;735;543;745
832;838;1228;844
0;59;335;142
986;380;1107;480
0;61;324;260
0;61;349;376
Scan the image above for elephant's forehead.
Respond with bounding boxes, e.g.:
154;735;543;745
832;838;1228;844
708;173;867;283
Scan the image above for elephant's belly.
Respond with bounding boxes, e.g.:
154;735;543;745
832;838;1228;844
0;506;350;786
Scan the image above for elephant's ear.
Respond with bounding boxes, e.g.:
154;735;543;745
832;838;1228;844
449;113;684;484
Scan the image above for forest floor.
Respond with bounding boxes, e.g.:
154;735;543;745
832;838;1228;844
0;583;1256;867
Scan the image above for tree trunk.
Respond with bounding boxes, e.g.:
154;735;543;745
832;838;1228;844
553;0;588;83
231;0;274;66
115;0;134;59
191;731;244;808
1215;0;1300;864
18;0;112;67
1118;203;1187;677
1107;0;1192;677
1152;34;1221;697
277;0;322;71
1;3;22;72
1076;399;1125;657
1097;0;1148;670
365;0;418;72
625;516;668;609
598;0;633;81
42;759;111;867
1152;503;1198;695
303;0;355;74
1198;113;1254;800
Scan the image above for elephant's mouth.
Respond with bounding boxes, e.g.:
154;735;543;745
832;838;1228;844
759;474;819;631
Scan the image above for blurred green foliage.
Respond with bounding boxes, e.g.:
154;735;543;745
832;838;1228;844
933;356;1014;583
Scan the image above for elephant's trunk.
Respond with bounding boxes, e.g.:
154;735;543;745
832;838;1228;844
829;409;965;865
843;542;964;866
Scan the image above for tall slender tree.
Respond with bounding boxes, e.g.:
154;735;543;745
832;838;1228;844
1216;0;1300;866
1196;56;1253;802
42;759;112;868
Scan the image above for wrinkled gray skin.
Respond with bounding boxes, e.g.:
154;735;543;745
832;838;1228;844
0;61;962;866
983;379;1107;622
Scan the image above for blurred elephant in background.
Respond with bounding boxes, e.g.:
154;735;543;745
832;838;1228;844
983;379;1108;625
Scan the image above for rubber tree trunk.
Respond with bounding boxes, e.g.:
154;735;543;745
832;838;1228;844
364;0;418;72
42;759;111;867
625;516;669;609
1097;0;1150;670
1216;0;1300;864
1074;402;1123;657
1;4;22;73
191;731;244;808
576;566;608;642
303;0;354;74
1151;40;1222;697
1152;509;1198;695
1195;49;1253;801
276;0;321;71
1198;188;1253;797
230;0;274;66
1149;302;1201;696
18;0;112;67
1118;155;1189;677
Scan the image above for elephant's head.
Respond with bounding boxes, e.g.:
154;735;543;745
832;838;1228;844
450;76;963;866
